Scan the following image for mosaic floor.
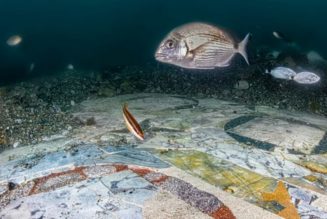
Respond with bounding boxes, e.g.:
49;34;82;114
1;93;327;219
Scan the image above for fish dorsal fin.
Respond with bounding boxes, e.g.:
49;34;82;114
175;23;232;43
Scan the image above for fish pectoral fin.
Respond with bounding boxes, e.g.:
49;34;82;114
191;42;212;53
191;42;222;68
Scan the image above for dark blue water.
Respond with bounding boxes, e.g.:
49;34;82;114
0;0;326;83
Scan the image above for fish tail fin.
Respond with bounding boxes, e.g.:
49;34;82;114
237;33;250;65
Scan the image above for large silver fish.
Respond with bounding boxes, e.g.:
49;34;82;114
155;22;250;69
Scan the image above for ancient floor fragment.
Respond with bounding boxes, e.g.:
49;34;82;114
1;94;327;218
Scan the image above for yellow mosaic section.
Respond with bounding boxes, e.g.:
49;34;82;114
262;181;300;219
157;149;299;217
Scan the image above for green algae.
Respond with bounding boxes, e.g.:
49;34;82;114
156;150;276;205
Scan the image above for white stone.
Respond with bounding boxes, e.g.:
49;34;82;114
234;80;249;90
13;142;20;148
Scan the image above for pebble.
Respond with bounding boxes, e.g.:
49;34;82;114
13;142;20;148
234;90;244;97
0;71;96;149
234;80;249;90
62;130;69;135
14;119;22;124
222;90;231;96
98;87;115;97
100;135;110;142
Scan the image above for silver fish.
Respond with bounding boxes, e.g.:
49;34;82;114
67;64;74;70
268;67;296;80
272;31;283;39
272;31;292;43
29;63;35;72
307;50;326;64
155;22;250;69
7;35;22;46
293;71;320;84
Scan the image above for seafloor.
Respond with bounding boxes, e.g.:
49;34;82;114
1;55;327;218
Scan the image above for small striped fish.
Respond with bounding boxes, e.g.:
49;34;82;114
155;22;250;69
122;103;144;141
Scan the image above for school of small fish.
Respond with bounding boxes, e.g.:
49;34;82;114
267;67;320;84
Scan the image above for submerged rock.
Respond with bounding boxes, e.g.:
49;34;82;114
98;86;116;97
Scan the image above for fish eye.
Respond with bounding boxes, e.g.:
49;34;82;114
165;40;174;49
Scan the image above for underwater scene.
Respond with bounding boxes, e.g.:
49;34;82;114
1;0;327;218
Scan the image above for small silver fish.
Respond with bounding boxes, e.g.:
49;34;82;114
155;22;250;69
29;63;35;72
272;31;292;43
307;50;326;64
293;71;320;84
67;64;74;70
273;31;284;40
7;35;22;46
267;67;296;80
